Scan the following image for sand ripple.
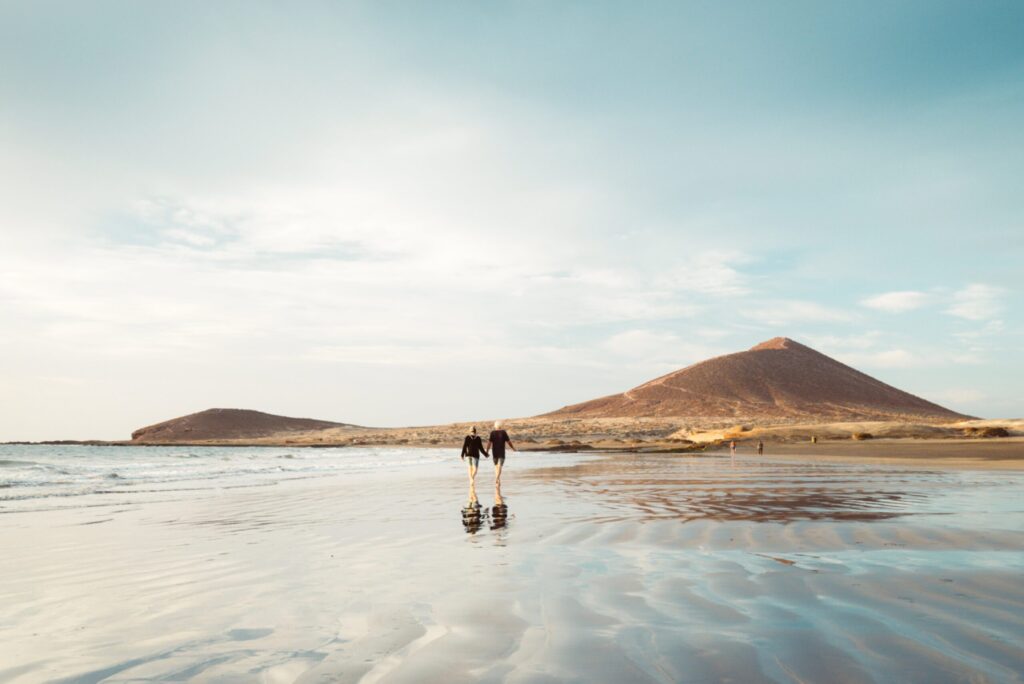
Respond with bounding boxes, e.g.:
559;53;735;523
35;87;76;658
1;451;1022;682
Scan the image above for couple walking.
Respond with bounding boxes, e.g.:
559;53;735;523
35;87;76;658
460;421;515;484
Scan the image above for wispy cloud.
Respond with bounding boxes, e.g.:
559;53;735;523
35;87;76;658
946;284;1005;321
861;290;930;313
604;330;718;359
929;388;986;406
602;330;724;377
953;319;1006;340
739;300;855;326
806;331;885;351
654;250;752;297
838;348;983;369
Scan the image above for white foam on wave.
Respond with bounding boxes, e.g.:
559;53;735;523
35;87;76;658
0;444;452;506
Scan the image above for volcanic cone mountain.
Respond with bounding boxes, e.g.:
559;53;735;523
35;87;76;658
131;408;355;443
545;337;968;422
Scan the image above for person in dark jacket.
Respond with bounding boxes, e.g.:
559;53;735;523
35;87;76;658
487;420;515;484
460;426;489;483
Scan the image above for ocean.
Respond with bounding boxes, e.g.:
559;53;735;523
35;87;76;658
0;444;455;512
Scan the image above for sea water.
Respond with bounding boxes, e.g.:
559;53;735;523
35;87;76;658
0;444;455;512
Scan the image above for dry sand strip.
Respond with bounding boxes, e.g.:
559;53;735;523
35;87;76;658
729;438;1024;470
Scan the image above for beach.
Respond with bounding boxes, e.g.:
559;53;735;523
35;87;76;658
2;445;1023;683
713;437;1024;470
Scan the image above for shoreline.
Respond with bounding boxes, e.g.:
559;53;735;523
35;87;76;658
12;417;1021;450
8;415;1023;454
6;435;1023;469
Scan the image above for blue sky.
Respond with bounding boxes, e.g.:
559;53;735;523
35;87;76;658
1;1;1021;439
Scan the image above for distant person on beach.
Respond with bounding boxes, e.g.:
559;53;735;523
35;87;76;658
460;427;488;483
487;421;516;484
757;440;764;456
729;440;737;456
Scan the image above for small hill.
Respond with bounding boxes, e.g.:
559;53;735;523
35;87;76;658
544;337;969;423
131;408;353;442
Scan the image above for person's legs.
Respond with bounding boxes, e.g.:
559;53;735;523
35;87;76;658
494;457;504;483
468;457;478;482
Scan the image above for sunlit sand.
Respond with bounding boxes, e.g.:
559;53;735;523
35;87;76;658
2;445;1022;682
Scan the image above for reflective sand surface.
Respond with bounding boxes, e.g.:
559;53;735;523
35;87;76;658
2;447;1022;682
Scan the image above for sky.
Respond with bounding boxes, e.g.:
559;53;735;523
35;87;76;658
1;1;1022;440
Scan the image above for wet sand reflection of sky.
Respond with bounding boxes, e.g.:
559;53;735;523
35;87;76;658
523;453;1018;524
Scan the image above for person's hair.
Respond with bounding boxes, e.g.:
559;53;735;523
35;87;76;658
470;426;477;434
494;420;503;429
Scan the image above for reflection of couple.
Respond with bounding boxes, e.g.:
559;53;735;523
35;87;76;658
461;482;508;534
460;421;516;484
461;486;484;534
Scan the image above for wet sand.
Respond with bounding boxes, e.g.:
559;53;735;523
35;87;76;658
2;450;1023;683
741;438;1024;469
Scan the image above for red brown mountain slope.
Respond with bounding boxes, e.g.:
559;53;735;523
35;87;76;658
544;337;968;422
131;408;354;442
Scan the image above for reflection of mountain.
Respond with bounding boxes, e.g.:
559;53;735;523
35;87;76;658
527;455;919;523
544;337;967;422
